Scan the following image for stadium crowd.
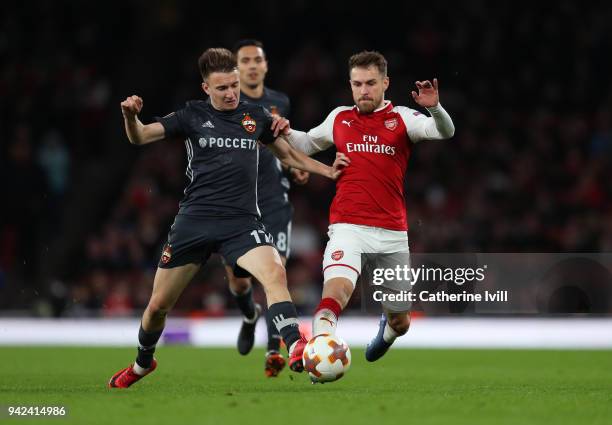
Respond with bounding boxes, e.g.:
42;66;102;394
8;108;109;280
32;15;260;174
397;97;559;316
1;1;611;316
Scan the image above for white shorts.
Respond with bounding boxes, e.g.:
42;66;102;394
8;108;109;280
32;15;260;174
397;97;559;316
322;223;409;286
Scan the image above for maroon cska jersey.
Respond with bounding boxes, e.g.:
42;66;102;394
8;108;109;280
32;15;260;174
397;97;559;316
308;101;435;231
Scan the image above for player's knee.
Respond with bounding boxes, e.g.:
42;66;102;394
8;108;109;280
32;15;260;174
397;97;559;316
146;299;171;320
259;264;287;291
388;313;410;336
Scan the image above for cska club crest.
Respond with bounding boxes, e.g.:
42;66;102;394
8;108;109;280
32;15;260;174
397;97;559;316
384;118;398;131
161;244;172;264
242;114;257;133
331;250;344;261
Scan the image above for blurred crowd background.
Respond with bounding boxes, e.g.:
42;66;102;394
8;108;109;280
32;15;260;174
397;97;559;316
1;1;611;317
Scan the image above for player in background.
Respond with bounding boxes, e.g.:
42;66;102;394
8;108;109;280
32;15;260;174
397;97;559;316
108;48;349;388
227;39;309;377
285;51;455;362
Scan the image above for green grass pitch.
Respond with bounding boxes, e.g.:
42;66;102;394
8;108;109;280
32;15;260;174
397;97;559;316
0;346;611;424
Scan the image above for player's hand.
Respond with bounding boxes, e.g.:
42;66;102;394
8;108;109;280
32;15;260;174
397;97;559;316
330;152;350;180
290;168;310;185
121;95;143;120
411;79;439;108
271;116;291;137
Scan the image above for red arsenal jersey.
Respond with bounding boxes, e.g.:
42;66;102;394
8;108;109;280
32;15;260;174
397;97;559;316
308;101;433;231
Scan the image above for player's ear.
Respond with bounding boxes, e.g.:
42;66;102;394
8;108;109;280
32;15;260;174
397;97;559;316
201;81;209;95
383;76;390;91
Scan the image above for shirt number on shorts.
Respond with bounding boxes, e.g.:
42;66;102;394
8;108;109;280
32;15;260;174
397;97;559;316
250;230;273;244
276;232;287;251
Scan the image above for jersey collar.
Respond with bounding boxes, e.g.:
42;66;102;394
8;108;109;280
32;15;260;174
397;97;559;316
375;100;393;113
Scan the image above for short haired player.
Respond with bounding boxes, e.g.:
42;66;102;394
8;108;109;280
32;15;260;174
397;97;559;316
286;51;455;362
108;48;348;388
227;39;309;377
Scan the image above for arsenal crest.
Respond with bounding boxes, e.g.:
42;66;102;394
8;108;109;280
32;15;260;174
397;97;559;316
161;244;172;264
242;114;257;133
384;118;398;131
331;250;344;261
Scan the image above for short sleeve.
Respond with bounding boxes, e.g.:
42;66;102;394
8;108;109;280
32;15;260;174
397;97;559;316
258;107;276;145
155;109;187;139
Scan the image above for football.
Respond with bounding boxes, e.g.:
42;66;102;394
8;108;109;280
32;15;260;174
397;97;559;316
303;334;351;383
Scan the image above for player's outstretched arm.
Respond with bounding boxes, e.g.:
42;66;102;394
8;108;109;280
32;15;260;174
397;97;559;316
274;106;340;155
267;138;349;180
269;117;311;185
120;95;166;145
283;129;329;155
409;79;455;140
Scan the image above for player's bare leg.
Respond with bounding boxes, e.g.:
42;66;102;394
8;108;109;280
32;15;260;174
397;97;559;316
237;246;306;372
311;277;354;337
109;263;200;388
226;265;262;355
365;310;411;362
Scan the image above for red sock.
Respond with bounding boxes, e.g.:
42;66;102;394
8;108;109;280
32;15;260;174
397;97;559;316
312;298;343;336
315;297;343;318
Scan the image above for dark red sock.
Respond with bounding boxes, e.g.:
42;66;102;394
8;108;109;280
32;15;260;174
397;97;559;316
315;297;343;318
